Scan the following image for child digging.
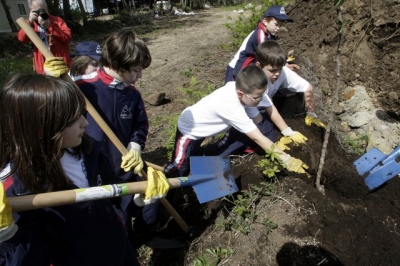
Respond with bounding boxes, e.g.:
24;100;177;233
207;40;326;157
164;65;309;178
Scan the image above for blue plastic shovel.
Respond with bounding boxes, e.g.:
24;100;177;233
353;145;400;190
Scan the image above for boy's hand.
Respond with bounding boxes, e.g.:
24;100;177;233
0;183;18;242
286;63;300;71
281;127;308;146
133;167;170;206
305;112;326;128
283;155;310;176
276;136;292;151
44;57;69;78
121;150;143;174
121;142;143;174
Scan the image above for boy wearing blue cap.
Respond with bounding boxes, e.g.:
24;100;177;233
225;5;298;83
70;41;102;77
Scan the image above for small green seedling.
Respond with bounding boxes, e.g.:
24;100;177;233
256;144;285;178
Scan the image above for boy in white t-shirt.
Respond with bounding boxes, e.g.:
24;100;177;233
164;66;308;178
208;41;326;156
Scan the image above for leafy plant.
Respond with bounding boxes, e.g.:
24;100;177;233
256;144;285;178
193;247;234;266
262;218;279;233
221;182;275;235
178;76;215;104
180;68;194;77
164;114;179;158
343;134;369;155
193;254;213;266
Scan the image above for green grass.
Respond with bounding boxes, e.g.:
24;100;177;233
0;57;34;89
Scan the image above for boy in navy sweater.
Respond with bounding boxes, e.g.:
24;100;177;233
72;28;157;245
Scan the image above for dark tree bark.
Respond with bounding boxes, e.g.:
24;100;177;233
1;0;18;32
63;0;72;21
77;0;88;24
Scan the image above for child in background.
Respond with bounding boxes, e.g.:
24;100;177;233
69;41;102;77
225;5;298;84
208;41;325;157
0;74;138;265
71;28;159;245
164;66;309;178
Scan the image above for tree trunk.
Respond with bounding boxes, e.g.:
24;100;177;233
77;0;87;25
121;0;128;10
63;0;72;21
1;0;18;32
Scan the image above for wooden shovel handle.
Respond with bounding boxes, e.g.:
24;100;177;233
9;178;182;212
15;18;189;232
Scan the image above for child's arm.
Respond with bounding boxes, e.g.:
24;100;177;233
304;85;326;128
264;106;308;146
264;105;289;132
304;85;315;113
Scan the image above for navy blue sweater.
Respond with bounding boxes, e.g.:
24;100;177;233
74;68;149;182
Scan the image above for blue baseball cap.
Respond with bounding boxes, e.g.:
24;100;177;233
263;6;293;22
71;41;102;61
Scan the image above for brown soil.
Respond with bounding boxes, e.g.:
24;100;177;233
2;1;399;265
135;1;400;265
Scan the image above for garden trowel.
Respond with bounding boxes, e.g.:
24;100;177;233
353;145;400;190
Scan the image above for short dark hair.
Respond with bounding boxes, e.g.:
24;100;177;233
256;40;286;68
100;28;151;73
235;65;268;94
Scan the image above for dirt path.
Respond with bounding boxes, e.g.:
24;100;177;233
139;9;240;153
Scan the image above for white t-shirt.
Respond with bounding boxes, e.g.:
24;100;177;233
60;150;89;188
178;82;257;140
245;66;310;118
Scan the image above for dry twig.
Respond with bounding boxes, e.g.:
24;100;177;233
315;3;345;195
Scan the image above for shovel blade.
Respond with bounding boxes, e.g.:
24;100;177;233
365;160;400;190
189;156;238;204
354;147;387;176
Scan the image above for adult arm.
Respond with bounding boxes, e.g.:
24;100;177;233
17;19;34;43
46;16;72;44
264;105;289;132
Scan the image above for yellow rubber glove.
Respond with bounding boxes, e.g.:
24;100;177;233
283;155;310;177
0;182;18;242
44;57;69;78
281;127;308;146
305;112;326;128
121;149;143;174
276;136;292;151
134;167;170;206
